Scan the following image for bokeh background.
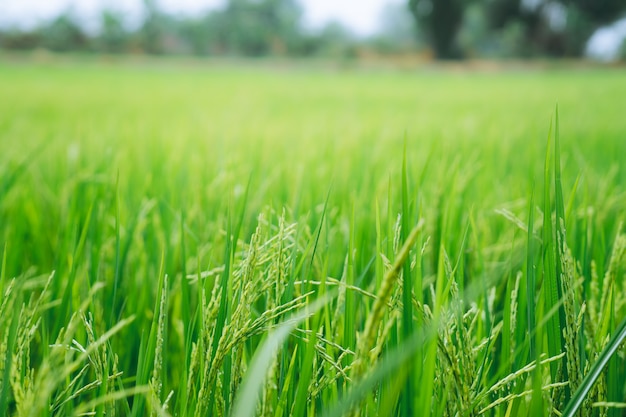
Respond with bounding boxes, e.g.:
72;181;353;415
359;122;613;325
1;0;626;62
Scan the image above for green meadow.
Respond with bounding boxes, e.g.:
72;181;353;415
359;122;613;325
0;61;625;416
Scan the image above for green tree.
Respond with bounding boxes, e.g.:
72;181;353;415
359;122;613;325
562;0;626;55
41;12;88;52
313;21;356;58
371;1;421;54
408;0;468;59
484;0;626;56
215;0;303;55
484;0;547;56
139;0;166;54
98;10;128;53
176;16;214;55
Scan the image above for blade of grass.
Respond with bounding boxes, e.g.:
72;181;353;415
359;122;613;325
57;200;95;332
217;177;250;416
292;188;332;417
111;171;121;327
206;211;233;416
0;141;47;198
274;346;299;417
542;117;562;382
131;251;166;417
322;324;434;417
562;316;626;417
343;203;356;364
178;208;191;415
0;243;6;289
231;292;336;417
553;105;570;398
606;287;619;417
0;279;22;416
400;141;415;416
526;184;536;359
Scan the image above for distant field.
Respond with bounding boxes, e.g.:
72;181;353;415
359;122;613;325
0;62;625;416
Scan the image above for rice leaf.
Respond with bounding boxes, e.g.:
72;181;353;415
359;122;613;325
231;292;336;417
542;117;563;382
562;316;626;417
526;184;536;359
401;139;415;416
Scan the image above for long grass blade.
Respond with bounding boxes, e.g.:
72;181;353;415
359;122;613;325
231;292;336;417
0;279;22;416
553;105;570;398
542;117;562;381
561;316;626;417
400;140;415;416
526;184;536;359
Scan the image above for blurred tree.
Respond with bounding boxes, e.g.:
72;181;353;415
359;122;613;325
176;16;214;55
0;30;42;50
566;0;625;23
457;4;492;57
312;21;356;57
408;0;468;59
484;0;545;56
40;12;88;52
371;1;421;53
207;0;303;56
562;0;626;55
484;0;626;56
98;10;128;53
139;0;166;54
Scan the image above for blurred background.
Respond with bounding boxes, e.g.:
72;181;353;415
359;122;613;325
1;0;625;64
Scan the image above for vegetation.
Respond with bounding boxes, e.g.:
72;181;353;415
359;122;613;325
0;61;625;416
2;0;626;59
409;0;626;59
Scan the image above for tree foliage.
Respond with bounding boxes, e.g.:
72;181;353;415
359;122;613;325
409;0;467;59
1;0;625;60
484;0;626;56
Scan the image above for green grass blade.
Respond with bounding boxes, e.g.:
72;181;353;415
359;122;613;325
0;280;22;416
562;316;626;417
178;209;191;414
309;185;332;276
292;196;331;417
321;326;433;417
231;292;336;417
344;204;356;362
232;174;252;249
526;184;536;359
57;200;95;332
0;243;6;289
274;346;299;417
553;105;570;396
606;288;619;417
400;140;415;416
0;142;47;197
542;117;562;382
207;214;233;415
111;171;121;328
131;252;166;417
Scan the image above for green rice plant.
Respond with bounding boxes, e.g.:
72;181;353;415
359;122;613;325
0;62;624;417
562;316;626;417
232;292;336;417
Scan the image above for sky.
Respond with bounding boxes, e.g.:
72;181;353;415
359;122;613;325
0;0;392;36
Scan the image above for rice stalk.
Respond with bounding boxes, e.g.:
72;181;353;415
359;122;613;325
351;219;425;380
150;274;169;415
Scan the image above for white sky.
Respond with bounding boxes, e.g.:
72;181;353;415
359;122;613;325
0;0;391;36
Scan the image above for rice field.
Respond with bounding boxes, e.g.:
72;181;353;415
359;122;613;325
0;60;625;416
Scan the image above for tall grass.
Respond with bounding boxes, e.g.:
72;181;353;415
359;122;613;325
0;61;625;416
